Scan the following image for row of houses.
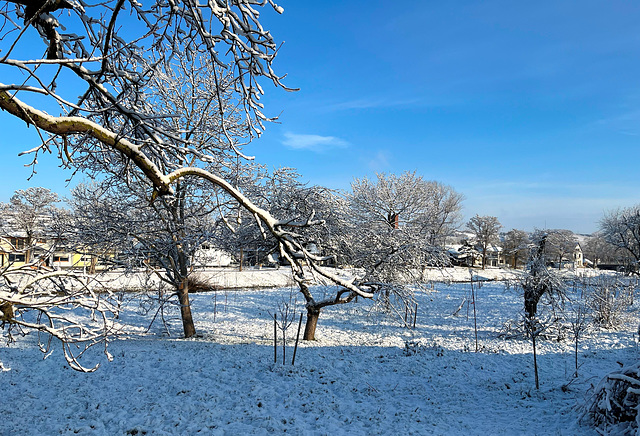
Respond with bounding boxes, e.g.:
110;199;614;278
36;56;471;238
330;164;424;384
446;238;587;269
0;192;241;271
1;212;591;272
2;233;590;273
0;234;99;271
0;233;236;272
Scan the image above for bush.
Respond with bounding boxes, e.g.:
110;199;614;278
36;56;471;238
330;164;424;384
585;277;633;329
187;274;218;293
582;362;640;435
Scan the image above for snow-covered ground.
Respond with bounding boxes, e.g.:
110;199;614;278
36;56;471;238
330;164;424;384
2;271;639;435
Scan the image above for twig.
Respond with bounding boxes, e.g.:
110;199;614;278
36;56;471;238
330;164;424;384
292;312;303;365
273;313;277;363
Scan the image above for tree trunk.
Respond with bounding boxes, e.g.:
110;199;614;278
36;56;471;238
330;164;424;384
303;307;321;341
524;291;538;320
574;339;579;378
177;278;196;338
89;255;97;274
532;326;539;389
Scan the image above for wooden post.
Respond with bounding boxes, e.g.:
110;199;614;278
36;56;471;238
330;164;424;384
292;313;303;365
213;291;217;323
273;314;277;363
471;279;479;352
282;326;286;365
413;303;418;329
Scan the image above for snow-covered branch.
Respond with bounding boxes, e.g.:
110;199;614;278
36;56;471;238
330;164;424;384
1;268;119;372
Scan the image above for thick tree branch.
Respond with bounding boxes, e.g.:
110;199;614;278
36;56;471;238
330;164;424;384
0;87;173;195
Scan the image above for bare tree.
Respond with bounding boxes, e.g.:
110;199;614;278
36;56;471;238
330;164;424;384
228;168;355;340
582;232;620;268
567;300;589;378
545;229;578;269
339;172;458;329
502;229;530;269
68;175;229;338
0;2;382;363
0;268;119;372
0;1;293;174
1;188;117;371
600;205;640;273
417;181;464;247
220;169;457;340
1;187;60;264
350;172;463;244
64;53;256;339
466;215;502;269
521;231;565;389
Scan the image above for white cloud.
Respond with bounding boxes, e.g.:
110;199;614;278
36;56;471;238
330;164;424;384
324;96;450;112
366;150;390;172
326;98;404;111
282;132;348;152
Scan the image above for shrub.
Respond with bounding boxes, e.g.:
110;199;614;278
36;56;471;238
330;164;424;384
582;362;640;435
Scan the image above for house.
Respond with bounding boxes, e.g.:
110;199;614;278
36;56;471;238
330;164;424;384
484;243;506;268
447;244;481;267
0;229;110;272
447;239;505;268
49;249;100;271
193;243;232;267
0;235;27;268
0;233;52;269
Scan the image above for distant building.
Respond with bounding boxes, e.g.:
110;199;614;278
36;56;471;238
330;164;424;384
446;237;505;268
193;243;232;267
573;243;584;268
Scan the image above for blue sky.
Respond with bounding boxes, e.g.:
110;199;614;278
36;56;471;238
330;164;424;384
2;1;640;233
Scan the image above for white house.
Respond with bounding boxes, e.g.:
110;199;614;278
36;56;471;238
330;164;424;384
573;243;584;268
193;244;232;267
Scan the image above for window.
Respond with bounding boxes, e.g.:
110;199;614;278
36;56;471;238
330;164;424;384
10;238;25;250
53;255;69;263
8;254;25;263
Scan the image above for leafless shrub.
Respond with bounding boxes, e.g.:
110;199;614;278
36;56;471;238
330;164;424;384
186;274;218;294
270;290;299;364
567;301;590;378
584;276;634;329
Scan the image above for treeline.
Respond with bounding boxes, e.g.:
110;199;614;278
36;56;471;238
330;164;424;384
4;173;639;277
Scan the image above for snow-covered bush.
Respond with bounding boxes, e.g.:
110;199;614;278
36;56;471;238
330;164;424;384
585;277;634;329
582;362;640;435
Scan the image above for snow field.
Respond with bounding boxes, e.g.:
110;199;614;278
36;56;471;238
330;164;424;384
2;279;639;435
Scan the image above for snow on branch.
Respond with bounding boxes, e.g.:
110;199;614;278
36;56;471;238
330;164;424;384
168;167;374;300
1;268;119;372
0;87;173;196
